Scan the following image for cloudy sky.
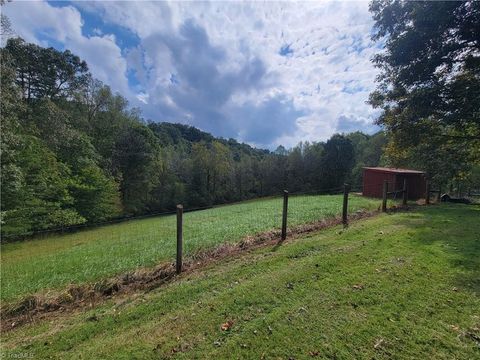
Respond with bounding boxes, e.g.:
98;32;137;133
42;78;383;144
3;0;382;149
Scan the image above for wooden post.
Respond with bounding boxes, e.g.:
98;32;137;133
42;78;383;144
281;190;288;240
176;204;183;274
342;184;350;227
425;181;430;205
402;178;407;206
382;180;388;212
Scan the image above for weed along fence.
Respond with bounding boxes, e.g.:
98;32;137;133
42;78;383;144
1;184;416;304
173;183;378;274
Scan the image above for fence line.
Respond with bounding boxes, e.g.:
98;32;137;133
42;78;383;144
3;190;382;242
171;183;368;274
2;179;413;253
1;184;351;241
0;178;455;311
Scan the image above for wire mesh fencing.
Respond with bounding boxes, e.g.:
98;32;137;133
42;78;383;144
1;183;403;303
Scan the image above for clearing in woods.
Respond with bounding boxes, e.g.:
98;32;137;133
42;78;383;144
1;193;387;302
1;204;479;359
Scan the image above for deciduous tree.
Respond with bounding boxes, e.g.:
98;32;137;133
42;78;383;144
369;0;480;182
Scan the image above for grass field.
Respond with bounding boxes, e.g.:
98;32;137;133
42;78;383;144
1;204;478;359
0;194;386;302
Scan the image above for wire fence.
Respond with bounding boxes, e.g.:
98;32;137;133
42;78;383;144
0;182;400;241
0;186;350;241
1;182;417;302
4;178;424;244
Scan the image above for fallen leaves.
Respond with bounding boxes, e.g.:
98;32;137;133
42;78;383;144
221;320;234;331
374;338;385;350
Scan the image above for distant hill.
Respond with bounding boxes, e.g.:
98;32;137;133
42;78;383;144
148;122;270;159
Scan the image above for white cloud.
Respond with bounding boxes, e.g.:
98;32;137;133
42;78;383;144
2;1;82;45
4;0;381;148
3;0;131;98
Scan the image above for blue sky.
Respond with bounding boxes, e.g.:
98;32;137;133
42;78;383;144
3;0;381;149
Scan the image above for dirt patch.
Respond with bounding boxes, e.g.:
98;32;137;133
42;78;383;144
0;207;407;331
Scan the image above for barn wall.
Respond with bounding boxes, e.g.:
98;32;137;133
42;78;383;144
362;169;396;198
363;170;426;200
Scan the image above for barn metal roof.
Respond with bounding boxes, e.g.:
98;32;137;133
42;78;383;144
363;167;425;174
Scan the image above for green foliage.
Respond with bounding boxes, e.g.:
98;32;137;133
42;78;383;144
0;39;120;237
113;124;162;214
369;1;480;184
1;136;86;236
320;135;355;189
149;122;214;147
347;131;387;186
1;37;386;238
0;50;25;212
69;164;121;222
4;37;89;100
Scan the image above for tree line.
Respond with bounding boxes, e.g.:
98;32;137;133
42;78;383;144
2;0;479;239
0;38;385;239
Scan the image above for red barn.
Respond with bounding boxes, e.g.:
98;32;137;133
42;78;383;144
362;167;427;200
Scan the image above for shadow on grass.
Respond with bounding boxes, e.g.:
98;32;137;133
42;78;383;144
396;203;480;294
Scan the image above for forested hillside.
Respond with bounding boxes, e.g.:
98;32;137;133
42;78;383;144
0;38;385;238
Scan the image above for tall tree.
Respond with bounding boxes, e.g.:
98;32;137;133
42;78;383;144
1;49;26;215
4;38;89;100
287;144;305;192
347;131;386;186
113;124;162;214
320;135;354;189
369;1;480;183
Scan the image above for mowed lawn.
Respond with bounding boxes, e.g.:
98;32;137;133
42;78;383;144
0;194;385;302
2;204;479;359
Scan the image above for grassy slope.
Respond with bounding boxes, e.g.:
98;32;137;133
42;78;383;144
2;204;479;359
1;194;384;302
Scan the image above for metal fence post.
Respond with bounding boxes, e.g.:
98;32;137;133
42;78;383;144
402;178;408;206
176;204;183;274
382;180;388;212
281;190;288;240
342;183;350;227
